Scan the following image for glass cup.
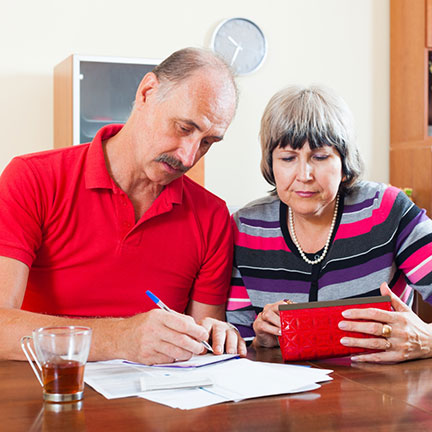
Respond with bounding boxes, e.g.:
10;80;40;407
21;326;92;403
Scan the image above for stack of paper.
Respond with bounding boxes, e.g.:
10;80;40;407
84;354;332;410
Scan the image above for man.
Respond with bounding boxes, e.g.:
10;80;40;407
0;47;246;364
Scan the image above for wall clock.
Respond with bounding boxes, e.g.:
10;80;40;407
211;17;267;75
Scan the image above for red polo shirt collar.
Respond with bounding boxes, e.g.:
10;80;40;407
84;124;183;205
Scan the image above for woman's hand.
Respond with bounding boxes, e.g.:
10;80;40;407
338;282;432;363
253;300;288;348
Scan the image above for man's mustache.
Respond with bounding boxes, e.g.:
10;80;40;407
155;154;190;173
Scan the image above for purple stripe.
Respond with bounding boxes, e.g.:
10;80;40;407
239;217;280;229
396;210;428;251
236;324;256;338
344;190;380;213
425;293;432;305
243;276;311;294
319;253;393;287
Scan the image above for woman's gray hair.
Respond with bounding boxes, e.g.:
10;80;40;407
152;47;238;105
260;85;364;194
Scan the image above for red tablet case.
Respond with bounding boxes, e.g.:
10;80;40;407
278;296;392;361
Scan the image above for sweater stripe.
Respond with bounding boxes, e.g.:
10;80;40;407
227;182;432;337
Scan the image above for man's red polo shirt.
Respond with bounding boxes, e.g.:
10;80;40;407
0;125;233;316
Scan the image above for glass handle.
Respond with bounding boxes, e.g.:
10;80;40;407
20;336;43;387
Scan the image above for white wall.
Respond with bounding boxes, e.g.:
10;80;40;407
1;0;389;208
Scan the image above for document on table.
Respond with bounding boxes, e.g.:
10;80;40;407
124;353;240;369
84;354;333;410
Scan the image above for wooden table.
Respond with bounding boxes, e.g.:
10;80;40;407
2;347;432;431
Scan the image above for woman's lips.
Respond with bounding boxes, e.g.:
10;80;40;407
295;191;316;198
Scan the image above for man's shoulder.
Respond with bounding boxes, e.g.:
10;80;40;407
182;175;227;210
3;145;90;185
14;144;89;166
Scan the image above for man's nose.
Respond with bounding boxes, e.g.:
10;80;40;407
177;139;201;168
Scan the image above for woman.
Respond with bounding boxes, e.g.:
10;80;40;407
227;85;432;363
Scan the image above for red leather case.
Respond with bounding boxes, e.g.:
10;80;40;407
278;296;392;361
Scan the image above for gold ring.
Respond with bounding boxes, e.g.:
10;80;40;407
381;324;392;338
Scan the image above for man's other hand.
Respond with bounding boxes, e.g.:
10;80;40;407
198;317;247;357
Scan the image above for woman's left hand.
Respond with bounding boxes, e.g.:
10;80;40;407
338;282;432;363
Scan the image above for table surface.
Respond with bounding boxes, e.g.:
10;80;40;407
2;348;432;432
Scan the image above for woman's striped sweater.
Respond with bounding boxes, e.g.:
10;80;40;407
227;181;432;338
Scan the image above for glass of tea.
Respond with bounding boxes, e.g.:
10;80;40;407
21;326;92;403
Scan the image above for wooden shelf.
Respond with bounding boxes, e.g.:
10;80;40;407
390;0;432;213
391;0;432;321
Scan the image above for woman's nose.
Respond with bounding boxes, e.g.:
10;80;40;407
297;161;313;181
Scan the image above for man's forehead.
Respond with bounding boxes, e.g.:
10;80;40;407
183;69;236;103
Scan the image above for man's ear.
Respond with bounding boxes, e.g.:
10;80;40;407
135;72;159;108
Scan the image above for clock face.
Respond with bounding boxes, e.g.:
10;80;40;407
211;18;267;75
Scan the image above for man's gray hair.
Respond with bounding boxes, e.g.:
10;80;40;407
260;85;364;194
152;47;238;104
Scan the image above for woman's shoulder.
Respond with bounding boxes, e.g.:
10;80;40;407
232;194;280;226
345;180;385;200
345;180;413;214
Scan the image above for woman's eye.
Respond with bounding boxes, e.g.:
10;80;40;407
281;156;295;162
313;155;329;161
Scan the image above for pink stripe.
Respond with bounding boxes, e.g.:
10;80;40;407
391;276;412;303
335;188;399;240
400;286;413;304
408;257;432;284
400;243;432;273
234;225;290;251
228;285;249;299
227;300;252;311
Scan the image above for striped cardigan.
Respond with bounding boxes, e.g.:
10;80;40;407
227;181;432;338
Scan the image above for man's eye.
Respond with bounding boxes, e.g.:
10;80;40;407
281;157;295;162
201;139;212;147
177;124;192;134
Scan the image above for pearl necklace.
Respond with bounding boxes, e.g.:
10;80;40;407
288;195;339;265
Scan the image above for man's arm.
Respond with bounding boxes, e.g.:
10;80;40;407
186;300;247;356
0;256;210;363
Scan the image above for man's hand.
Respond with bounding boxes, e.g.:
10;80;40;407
199;317;247;357
116;309;209;365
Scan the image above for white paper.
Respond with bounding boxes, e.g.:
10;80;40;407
140;374;213;391
84;357;333;409
124;353;239;369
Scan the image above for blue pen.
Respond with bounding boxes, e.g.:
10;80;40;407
146;290;214;353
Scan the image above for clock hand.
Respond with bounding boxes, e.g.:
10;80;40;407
228;36;239;47
230;45;243;66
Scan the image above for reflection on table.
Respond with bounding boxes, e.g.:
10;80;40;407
2;347;432;431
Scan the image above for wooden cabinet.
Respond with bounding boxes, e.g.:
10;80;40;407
53;54;205;186
391;0;432;322
390;0;432;213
